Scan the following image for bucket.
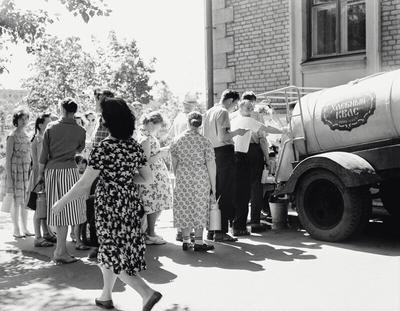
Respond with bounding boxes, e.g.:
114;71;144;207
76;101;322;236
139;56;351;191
270;201;288;230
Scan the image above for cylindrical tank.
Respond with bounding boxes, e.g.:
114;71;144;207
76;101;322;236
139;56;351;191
292;70;400;155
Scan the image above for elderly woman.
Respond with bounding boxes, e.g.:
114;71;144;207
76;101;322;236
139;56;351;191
52;97;162;311
0;107;33;238
170;112;217;251
38;98;87;263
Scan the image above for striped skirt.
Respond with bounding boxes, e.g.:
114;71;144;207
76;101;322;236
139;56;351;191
45;168;86;227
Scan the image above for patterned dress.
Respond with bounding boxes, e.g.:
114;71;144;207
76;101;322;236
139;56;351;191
0;130;31;207
170;130;215;230
89;138;147;276
138;129;172;214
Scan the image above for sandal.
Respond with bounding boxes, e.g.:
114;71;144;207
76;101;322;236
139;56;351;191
43;234;57;243
213;233;238;242
13;234;26;239
75;244;90;250
53;257;79;265
34;239;54;247
194;243;215;252
233;229;250;237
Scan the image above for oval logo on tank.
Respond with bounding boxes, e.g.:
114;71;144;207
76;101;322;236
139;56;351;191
321;93;376;131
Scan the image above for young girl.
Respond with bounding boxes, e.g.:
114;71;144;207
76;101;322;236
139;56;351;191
138;112;172;245
29;113;57;247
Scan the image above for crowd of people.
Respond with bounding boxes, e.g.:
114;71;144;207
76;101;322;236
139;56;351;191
0;87;283;310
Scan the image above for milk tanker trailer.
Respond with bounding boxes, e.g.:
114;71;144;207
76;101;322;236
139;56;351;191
267;70;400;242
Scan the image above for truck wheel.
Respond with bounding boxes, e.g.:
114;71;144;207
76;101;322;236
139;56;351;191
296;169;371;242
380;180;400;219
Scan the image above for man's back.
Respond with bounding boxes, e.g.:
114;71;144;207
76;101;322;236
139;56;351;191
203;105;233;148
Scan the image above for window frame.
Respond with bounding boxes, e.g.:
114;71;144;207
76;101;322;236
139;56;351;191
308;0;366;60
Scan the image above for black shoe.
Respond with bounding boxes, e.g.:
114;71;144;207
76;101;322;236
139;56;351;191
194;243;215;252
88;248;98;260
250;223;270;233
95;298;114;309
182;242;190;251
206;231;214;240
176;232;183;242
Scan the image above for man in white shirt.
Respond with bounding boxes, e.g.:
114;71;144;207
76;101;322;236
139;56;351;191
231;94;282;236
203;89;247;242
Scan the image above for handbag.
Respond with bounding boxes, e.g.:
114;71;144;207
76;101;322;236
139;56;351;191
27;182;44;211
261;164;269;184
1;193;14;213
209;196;221;231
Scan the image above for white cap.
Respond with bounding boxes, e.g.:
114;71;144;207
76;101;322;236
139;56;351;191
183;92;198;103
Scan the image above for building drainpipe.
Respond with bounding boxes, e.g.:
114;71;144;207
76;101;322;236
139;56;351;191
205;0;214;110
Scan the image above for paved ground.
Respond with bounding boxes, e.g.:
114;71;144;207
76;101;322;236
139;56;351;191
0;208;400;311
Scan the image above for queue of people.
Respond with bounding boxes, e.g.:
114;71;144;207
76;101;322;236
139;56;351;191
0;87;282;310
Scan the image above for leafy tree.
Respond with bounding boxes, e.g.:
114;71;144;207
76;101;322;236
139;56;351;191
94;32;155;104
22;36;97;113
0;0;111;73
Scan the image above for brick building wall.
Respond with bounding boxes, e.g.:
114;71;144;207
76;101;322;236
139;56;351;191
225;0;290;94
381;0;400;70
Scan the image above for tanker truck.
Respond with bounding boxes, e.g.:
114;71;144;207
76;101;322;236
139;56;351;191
260;70;400;242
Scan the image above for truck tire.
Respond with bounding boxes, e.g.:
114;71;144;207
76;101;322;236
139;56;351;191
296;169;371;242
380;180;400;219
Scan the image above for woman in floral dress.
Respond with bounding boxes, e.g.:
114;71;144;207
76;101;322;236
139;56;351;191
0;108;33;238
138;112;172;245
170;112;217;251
52;98;162;311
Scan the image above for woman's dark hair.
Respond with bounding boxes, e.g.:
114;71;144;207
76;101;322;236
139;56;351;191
94;89;115;101
241;91;257;102
32;113;51;142
221;89;240;102
12;108;29;127
100;97;135;140
187;111;202;128
142;111;164;126
61;98;78;114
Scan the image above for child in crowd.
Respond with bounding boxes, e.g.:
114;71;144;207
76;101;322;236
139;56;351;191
70;155;90;250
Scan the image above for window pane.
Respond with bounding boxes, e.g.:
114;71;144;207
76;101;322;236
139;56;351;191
313;0;336;5
347;1;366;51
313;5;337;56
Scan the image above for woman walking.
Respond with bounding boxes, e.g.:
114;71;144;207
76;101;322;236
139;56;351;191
170;112;217;251
138;112;172;245
38;98;86;263
52;97;162;311
0;108;33;238
29;113;56;247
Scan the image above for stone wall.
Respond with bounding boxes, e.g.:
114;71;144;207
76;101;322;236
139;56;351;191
381;0;400;70
212;0;290;100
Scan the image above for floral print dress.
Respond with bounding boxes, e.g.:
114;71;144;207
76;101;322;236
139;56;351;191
89;138;147;276
138;129;172;214
170;130;215;230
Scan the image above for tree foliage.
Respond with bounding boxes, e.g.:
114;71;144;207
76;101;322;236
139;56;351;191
22;33;155;114
22;36;98;114
0;0;111;73
94;32;155;104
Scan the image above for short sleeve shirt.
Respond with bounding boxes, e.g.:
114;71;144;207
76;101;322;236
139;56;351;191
231;116;263;153
202;105;233;148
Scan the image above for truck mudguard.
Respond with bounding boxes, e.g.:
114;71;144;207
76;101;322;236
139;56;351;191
276;152;380;195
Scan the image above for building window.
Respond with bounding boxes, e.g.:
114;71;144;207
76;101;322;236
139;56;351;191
310;0;366;58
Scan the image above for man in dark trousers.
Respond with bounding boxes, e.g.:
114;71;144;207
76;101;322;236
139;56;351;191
203;89;247;242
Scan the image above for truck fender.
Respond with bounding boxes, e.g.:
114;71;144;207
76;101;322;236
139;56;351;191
276;152;380;195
